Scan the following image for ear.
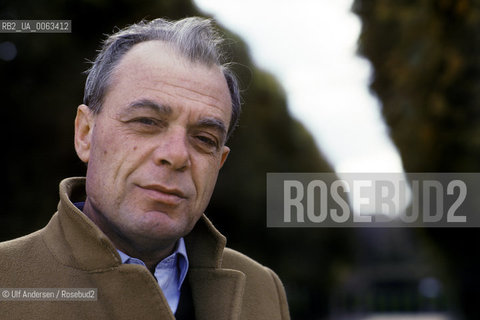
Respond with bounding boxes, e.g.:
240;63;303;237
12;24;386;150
74;104;94;163
219;146;230;169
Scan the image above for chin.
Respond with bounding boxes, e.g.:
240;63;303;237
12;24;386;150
138;215;188;236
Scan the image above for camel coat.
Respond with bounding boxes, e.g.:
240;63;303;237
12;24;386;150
0;178;290;320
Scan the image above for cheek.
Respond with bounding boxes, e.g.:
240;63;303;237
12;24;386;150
193;158;222;202
87;128;131;190
88;139;115;178
90;124;141;171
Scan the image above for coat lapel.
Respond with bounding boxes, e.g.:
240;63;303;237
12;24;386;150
189;268;245;320
185;216;246;320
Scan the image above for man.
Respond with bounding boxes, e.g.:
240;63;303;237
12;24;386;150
0;17;290;319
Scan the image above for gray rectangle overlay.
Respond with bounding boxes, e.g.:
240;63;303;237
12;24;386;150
267;173;480;227
0;20;71;33
0;288;97;301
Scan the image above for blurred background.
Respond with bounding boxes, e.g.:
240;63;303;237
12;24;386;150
1;0;479;319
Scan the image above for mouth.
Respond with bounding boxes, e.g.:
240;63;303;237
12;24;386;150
136;184;187;205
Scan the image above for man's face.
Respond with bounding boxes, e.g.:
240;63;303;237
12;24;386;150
75;41;231;250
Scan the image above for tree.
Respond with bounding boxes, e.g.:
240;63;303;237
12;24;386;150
354;0;480;318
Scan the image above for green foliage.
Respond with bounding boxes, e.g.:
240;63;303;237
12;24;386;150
354;0;480;318
354;0;480;172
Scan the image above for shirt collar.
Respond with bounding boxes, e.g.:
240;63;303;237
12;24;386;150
117;238;189;291
175;237;189;289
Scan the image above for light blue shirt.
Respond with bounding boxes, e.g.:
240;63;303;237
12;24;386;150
117;238;189;314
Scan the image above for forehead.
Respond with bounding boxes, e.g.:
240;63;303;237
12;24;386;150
105;40;232;120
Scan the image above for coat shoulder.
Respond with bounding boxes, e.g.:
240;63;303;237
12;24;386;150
0;229;44;258
222;247;269;274
0;229;49;283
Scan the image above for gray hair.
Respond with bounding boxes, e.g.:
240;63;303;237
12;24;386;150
83;17;241;140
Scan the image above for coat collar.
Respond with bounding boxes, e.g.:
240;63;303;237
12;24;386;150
42;177;121;270
43;177;229;271
42;177;246;320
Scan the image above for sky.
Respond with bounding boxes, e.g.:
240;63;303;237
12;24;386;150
193;0;405;173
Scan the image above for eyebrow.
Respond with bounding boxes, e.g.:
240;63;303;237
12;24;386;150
126;99;172;115
196;118;228;142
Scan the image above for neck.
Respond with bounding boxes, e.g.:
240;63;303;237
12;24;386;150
82;199;175;271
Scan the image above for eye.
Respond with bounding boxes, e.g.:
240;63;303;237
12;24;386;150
196;135;218;148
134;117;158;126
124;117;167;134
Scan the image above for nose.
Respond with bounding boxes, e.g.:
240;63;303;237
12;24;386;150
153;127;190;171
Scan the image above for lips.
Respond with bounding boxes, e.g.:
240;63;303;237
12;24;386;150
136;184;187;205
